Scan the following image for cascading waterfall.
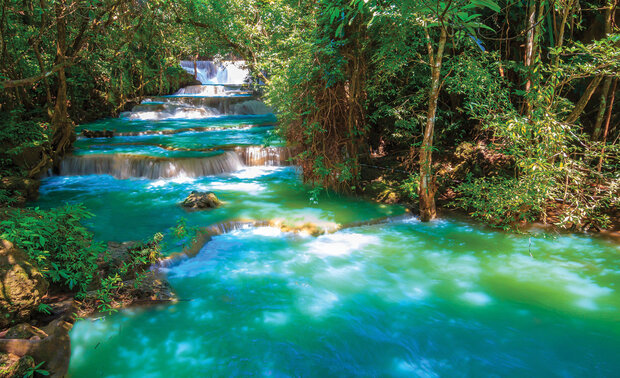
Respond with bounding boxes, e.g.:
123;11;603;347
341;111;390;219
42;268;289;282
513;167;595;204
179;60;250;85
57;63;286;179
58;147;293;179
59;152;244;179
120;62;273;120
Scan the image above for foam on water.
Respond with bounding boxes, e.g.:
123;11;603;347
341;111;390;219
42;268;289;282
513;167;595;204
66;220;620;376
306;232;380;257
31;71;620;376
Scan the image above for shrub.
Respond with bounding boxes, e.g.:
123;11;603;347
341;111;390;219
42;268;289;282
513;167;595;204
453;174;552;230
0;205;104;295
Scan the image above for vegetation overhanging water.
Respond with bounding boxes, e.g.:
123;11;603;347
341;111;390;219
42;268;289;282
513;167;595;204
32;102;620;376
1;0;619;375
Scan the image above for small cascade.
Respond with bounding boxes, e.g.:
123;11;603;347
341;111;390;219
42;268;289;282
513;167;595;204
59;152;244;179
57;148;294;179
121;96;272;120
179;60;250;85
173;85;251;97
80;124;275;138
235;146;296;166
158;220;275;268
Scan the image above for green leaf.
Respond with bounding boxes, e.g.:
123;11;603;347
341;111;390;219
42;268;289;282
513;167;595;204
471;0;501;12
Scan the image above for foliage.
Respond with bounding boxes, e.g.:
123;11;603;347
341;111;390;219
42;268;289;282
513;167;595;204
0;205;103;294
455;174;551;229
95;274;123;314
400;174;420;202
0;110;51;177
23;361;50;378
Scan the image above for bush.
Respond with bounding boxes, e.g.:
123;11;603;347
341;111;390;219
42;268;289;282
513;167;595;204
0;205;104;295
399;174;420;202
453;174;552;230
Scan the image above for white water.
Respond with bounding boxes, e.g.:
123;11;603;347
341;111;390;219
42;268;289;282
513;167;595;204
180;60;250;85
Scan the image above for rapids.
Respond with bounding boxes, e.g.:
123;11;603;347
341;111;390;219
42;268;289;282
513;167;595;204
34;61;620;377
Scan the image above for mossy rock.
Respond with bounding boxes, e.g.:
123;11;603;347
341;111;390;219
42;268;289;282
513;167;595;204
4;323;48;340
0;240;49;329
181;191;222;209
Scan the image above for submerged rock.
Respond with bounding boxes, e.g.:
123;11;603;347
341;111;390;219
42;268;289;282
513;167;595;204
81;129;114;138
0;240;49;329
181;191;222;209
280;223;325;237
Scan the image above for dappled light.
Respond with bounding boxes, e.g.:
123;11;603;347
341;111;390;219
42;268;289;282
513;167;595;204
1;0;618;376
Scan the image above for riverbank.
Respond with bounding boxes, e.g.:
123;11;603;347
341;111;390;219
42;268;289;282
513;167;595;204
0;236;176;377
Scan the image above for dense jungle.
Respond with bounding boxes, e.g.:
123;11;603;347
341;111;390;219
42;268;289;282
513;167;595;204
0;0;618;376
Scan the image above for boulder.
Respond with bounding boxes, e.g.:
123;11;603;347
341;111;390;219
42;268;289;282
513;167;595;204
0;240;49;329
125;271;177;303
0;317;73;377
181;191;222;209
0;352;34;378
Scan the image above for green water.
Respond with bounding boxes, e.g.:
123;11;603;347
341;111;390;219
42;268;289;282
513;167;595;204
66;222;620;377
76;115;277;134
34;99;620;377
37;168;402;242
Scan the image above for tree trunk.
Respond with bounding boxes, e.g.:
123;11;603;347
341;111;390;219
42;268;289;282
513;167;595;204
592;4;614;140
419;26;447;222
592;76;612;139
565;75;603;124
524;0;537;95
553;0;575;67
51;0;75;158
597;78;617;172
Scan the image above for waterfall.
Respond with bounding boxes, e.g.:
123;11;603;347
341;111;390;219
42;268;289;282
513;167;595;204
59;152;244;179
179;61;250;85
58;147;293;179
173;85;251;97
235;146;296;166
121;97;273;120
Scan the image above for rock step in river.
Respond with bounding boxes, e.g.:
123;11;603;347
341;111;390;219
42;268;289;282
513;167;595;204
34;61;620;377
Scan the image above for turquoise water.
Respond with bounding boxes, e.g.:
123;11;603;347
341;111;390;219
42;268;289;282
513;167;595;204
74;127;279;158
33;95;620;377
37;168;402;242
67;221;620;376
76;115;277;134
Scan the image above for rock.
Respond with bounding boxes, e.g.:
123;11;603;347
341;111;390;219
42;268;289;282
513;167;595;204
4;324;48;340
126;271;177;303
81;129;114;138
0;240;49;329
0;317;73;377
280;223;325;237
95;241;140;279
181;191;222;209
0;352;34;378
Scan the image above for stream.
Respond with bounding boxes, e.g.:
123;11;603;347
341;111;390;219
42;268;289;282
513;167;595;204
34;61;620;377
